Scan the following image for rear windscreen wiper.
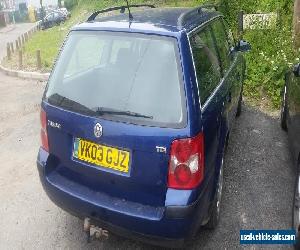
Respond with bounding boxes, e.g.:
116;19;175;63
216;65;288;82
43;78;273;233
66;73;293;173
46;95;153;119
92;107;153;119
47;94;94;114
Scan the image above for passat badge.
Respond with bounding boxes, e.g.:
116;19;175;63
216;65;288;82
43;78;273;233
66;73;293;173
48;120;61;129
94;123;103;138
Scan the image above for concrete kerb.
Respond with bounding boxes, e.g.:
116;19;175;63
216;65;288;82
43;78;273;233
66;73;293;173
0;62;50;81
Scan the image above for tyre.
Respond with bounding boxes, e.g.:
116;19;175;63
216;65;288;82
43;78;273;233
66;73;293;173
281;85;288;131
205;156;224;229
236;91;243;117
293;162;300;249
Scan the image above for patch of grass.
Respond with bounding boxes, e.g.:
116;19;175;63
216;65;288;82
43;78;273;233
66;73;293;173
243;25;298;109
220;0;299;109
3;3;90;72
3;26;66;72
25;26;66;72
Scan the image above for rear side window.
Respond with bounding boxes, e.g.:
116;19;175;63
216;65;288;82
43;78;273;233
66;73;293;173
222;19;235;48
45;31;186;128
211;19;231;74
190;26;221;105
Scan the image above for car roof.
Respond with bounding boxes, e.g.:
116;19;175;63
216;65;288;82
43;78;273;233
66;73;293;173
73;7;222;34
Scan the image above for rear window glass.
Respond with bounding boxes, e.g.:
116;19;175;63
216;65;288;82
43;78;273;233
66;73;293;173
190;26;221;105
45;31;186;128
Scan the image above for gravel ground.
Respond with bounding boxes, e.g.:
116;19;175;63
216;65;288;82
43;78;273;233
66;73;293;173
0;24;296;250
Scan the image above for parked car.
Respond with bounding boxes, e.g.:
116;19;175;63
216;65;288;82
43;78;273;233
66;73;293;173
281;63;300;245
41;11;66;30
37;4;250;247
58;7;71;19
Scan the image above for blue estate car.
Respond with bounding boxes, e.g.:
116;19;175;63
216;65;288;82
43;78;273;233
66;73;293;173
37;4;250;247
281;63;300;243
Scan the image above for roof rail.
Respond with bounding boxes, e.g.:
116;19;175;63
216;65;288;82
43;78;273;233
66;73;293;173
178;3;219;28
87;4;156;22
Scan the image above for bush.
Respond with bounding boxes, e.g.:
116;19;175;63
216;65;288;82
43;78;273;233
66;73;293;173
219;0;298;108
64;0;78;10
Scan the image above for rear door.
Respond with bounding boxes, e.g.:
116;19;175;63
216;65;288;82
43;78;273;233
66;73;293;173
189;24;223;182
210;18;243;130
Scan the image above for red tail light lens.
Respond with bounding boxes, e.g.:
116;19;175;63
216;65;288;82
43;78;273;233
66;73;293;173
168;133;204;189
40;108;49;152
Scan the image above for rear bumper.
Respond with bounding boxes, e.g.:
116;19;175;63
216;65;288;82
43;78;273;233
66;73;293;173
37;151;211;247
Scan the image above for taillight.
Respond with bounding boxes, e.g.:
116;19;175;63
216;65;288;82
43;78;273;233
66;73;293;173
40;108;49;152
168;133;204;189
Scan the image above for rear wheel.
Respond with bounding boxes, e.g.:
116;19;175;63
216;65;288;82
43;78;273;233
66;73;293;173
293;161;300;249
205;156;224;229
281;85;288;131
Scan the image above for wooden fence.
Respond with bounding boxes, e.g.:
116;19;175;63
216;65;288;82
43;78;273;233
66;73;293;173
5;21;42;71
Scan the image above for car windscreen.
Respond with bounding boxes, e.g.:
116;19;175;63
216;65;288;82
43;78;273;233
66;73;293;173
45;31;186;128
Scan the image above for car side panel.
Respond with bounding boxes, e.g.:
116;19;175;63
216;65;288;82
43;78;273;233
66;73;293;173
201;81;226;194
221;52;244;130
287;72;300;161
206;56;244;207
186;20;245;216
206;25;244;199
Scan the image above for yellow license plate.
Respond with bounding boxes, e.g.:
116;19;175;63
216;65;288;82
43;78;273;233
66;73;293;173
73;138;130;173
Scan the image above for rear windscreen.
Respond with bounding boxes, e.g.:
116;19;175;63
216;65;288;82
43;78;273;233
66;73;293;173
45;31;186;128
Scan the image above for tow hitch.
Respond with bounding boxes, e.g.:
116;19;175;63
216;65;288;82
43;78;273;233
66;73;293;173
84;218;109;243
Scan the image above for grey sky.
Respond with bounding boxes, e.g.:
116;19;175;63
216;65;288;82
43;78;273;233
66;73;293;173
27;0;58;7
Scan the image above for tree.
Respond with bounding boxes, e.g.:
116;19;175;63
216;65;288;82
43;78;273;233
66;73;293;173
293;0;300;49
